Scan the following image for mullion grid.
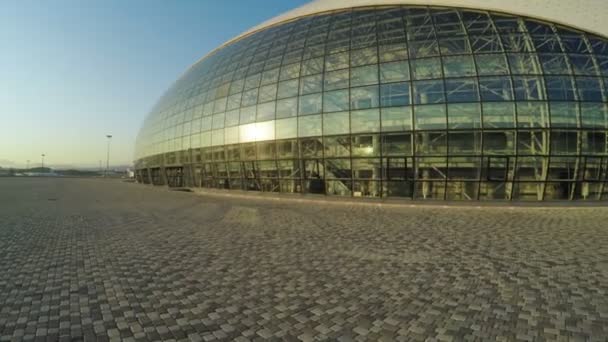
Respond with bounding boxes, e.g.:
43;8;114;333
137;5;608;200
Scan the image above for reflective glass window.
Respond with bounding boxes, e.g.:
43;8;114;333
411;57;442;80
442;55;476;77
569;55;599;76
351;47;378;66
513;77;545;100
257;101;276;122
482;102;516;128
298;115;322;137
351;109;380;133
351;85;379;109
447;103;481;129
323;111;350;135
414;104;447;130
380;82;410;107
276;97;298;119
545;76;577;101
300;74;323;95
379;61;410;83
517;102;549;128
351;64;379;87
479;77;513;101
275;117;298;139
301;57;324;76
475;54;509;75
540;54;570;75
324;69;350;90
258;84;277;102
324;89;350;112
239;106;257;124
325;51;349;71
413;80;445;104
550;102;579;128
580;103;608;128
576;77;604;102
508;54;542;74
299;93;322;115
445;78;479;102
381;106;413;132
277;79;299;99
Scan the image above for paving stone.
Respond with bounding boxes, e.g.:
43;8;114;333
0;178;607;341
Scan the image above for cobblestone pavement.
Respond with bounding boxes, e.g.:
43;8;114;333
1;178;608;342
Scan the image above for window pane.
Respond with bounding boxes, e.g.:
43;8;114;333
324;111;350;135
275;117;298;139
413;80;445;104
300;74;323;95
298;114;322;137
381;106;413;132
301;57;324;76
580;103;608;128
411;57;442;80
513;77;545;100
324;69;349;90
351;47;378;66
258;84;277;102
482;102;516;128
277;79;299;99
225;109;240;127
325;51;349;71
545;76;577;101
240;105;256;124
299;93;322;115
351;85;379;109
445;78;479;102
276;97;298;119
380;61;410;83
517;102;549;128
442;55;476;77
380;82;410;107
540;54;570;75
569;54;599;76
479;77;513;101
351;64;379;87
241;88;258;106
257;101;276;122
508;54;542;74
576;77;604;102
212;113;225;129
415;104;446;130
475;54;509;75
351;109;380;133
323;89;349;112
447;103;481;129
550;102;579;128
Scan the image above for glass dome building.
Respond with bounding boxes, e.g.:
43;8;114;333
134;0;608;201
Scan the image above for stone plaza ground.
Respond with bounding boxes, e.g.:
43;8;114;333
0;178;607;342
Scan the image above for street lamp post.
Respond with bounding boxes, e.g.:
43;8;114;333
26;160;30;170
41;154;45;170
105;135;112;177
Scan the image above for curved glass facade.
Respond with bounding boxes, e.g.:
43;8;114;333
135;6;608;201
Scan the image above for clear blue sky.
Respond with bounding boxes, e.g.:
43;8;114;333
0;0;309;168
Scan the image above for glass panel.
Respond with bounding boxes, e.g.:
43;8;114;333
475;54;509;75
380;82;410;107
299;93;322;115
301;57;324;76
445;78;479;102
580;103;608;128
483;131;515;154
447;103;481;129
351;47;378;66
324;135;351;157
323;111;350;135
411;57;442;80
323;89;349;112
276;97;298;119
551;131;579;154
325;51;349;71
298;115;322;137
352;134;380;156
414;104;447;130
212;113;225;129
239;105;256;124
379;61;410;83
277;79;299;99
257;102;275;122
351;64;379;87
569;55;599;76
275;117;298;140
449;132;481;154
550;102;579;128
512;76;545;100
324;69;350;90
482;102;516;128
540;54;570;75
381;106;412;132
413;80;445;104
350;85;379;109
576;77;604;102
382;134;412;156
479;77;513;101
351;109;380;133
442;55;476;77
517;102;550;128
508;54;542;74
545;76;577;101
300;74;323;95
